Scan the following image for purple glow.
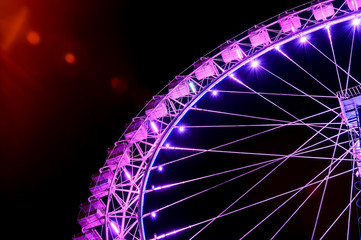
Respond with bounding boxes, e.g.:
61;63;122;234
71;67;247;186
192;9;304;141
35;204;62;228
151;211;157;219
153;183;174;191
251;60;260;68
157;165;164;172
212;90;218;96
110;221;120;235
123;168;132;181
154;228;184;239
179;126;185;132
230;74;244;85
150;121;159;134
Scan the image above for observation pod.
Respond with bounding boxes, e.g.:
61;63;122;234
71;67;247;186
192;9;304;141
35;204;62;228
347;0;361;10
89;168;114;197
145;95;169;120
106;140;130;170
248;26;271;48
193;57;217;80
124;117;148;143
168;76;191;100
73;229;102;240
278;12;302;33
220;40;244;63
312;1;335;21
77;198;105;229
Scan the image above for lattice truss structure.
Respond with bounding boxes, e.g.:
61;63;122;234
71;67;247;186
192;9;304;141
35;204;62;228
74;0;361;239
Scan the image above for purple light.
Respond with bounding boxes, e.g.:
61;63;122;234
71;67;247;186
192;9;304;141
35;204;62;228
230;74;245;86
251;60;259;68
151;211;157;219
157;165;164;172
150;121;159;134
165;143;170;148
212;90;218;96
123;168;132;181
110;221;120;235
153;183;174;191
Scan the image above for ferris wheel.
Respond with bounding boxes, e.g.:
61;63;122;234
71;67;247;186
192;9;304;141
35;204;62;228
74;0;361;239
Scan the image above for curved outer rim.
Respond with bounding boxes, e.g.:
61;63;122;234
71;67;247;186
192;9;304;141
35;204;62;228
138;11;359;240
139;6;361;240
75;1;361;240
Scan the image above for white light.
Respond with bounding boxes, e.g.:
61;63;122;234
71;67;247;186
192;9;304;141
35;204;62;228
150;121;159;134
124;168;132;181
353;18;361;25
212;90;218;96
179;126;185;132
300;36;307;43
110;221;120;235
251;60;259;68
189;81;196;93
275;45;280;50
151;212;157;219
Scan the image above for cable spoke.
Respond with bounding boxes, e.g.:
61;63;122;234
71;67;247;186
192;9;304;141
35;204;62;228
239;147;352;240
306;40;361;86
188;109;341;240
320;190;361;239
346;23;357;90
213;90;336;99
326;27;343;91
275;48;336;96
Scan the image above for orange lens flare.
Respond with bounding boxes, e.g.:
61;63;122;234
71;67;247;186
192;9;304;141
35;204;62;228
26;31;40;45
65;52;76;64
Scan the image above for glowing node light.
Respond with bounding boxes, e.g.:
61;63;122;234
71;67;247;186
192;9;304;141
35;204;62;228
300;36;308;43
151;212;157;219
251;60;259;68
353;18;361;26
65;52;76;64
26;31;40;45
157;165;163;172
212;90;218;96
179;126;185;132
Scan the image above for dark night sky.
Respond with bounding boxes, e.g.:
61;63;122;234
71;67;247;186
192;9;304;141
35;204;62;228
0;0;307;238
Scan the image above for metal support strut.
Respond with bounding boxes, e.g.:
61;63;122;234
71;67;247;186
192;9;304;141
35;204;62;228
338;85;361;238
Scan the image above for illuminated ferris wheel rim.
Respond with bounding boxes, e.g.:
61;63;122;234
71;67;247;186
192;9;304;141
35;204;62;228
140;1;360;236
73;0;361;240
